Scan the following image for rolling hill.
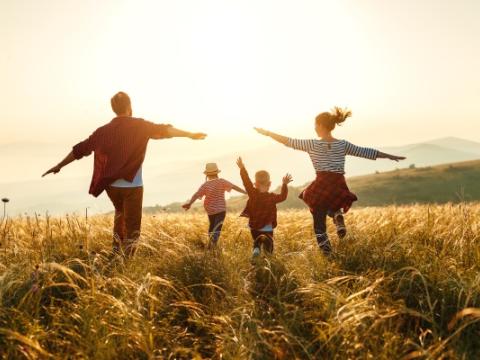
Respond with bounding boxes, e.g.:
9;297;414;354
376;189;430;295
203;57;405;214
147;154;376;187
2;136;480;215
146;159;480;213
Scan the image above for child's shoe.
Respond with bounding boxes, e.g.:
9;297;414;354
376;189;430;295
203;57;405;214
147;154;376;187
333;211;347;239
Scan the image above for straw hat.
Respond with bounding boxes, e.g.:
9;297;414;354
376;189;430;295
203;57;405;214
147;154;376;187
204;163;221;175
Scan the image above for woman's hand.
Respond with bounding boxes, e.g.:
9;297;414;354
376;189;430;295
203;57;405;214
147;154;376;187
282;173;293;185
388;154;406;162
254;128;289;145
254;127;270;136
377;151;406;162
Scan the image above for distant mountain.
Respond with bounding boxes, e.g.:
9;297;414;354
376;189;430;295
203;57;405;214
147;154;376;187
146;159;480;213
396;143;478;165
424;137;480;154
346;138;480;176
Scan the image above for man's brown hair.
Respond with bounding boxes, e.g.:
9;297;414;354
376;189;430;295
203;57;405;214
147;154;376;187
111;92;131;115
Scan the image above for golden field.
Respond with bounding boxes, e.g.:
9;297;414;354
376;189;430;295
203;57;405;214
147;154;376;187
1;205;479;359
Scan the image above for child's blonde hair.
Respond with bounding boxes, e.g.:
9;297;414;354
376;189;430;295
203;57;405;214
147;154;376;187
255;170;270;185
315;106;352;131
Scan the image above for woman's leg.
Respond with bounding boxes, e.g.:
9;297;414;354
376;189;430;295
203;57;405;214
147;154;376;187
332;210;347;238
312;207;332;255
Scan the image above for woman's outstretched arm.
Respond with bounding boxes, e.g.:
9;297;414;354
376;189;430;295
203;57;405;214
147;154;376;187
345;142;405;162
254;127;289;145
377;151;406;162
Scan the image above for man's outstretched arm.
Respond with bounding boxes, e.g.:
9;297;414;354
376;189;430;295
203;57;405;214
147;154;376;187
167;126;207;139
147;121;207;140
42;151;76;177
42;132;96;177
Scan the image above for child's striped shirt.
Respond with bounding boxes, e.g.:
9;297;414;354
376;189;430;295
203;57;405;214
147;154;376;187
286;138;378;174
193;178;233;215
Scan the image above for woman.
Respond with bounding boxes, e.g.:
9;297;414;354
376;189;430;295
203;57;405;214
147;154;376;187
254;107;405;255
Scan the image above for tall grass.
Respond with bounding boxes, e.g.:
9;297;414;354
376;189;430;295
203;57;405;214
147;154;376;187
0;204;479;359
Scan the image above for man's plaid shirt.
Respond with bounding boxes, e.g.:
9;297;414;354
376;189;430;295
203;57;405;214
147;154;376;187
72;116;171;197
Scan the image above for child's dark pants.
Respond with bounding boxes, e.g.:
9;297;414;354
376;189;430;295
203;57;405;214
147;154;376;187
311;207;333;255
208;211;226;244
251;230;274;253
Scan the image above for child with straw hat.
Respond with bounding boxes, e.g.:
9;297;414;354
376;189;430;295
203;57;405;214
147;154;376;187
183;163;246;247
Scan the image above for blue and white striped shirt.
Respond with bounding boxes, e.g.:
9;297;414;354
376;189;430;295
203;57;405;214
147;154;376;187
286;138;378;174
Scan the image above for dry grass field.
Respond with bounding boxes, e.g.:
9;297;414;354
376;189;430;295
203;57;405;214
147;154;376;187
1;204;480;359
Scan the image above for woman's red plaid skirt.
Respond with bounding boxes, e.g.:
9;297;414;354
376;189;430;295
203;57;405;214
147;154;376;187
299;171;357;213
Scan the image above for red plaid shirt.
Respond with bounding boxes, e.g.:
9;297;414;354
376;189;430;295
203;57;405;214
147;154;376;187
72;116;172;197
300;171;357;213
239;167;288;230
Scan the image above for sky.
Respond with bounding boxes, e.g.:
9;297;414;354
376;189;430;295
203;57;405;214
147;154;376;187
1;0;479;147
1;0;480;214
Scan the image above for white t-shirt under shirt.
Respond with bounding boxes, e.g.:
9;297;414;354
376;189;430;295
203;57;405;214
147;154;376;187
111;166;143;187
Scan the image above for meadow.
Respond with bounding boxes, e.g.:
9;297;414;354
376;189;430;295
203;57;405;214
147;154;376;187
0;204;479;359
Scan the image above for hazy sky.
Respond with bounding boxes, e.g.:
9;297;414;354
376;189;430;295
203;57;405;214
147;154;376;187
1;0;479;148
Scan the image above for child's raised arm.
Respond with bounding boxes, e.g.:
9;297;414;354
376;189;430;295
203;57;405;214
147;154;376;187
274;173;292;203
236;157;255;196
254;128;289;145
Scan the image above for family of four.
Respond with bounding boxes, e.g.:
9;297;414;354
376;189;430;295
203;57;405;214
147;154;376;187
43;92;405;258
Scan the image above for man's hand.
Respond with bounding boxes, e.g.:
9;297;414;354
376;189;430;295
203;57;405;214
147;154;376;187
254;127;270;137
236;157;245;169
282;173;293;185
41;151;76;178
42;164;62;177
182;203;191;211
189;132;207;140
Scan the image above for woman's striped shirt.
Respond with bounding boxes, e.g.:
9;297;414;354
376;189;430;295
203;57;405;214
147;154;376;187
193;178;233;215
286;138;378;174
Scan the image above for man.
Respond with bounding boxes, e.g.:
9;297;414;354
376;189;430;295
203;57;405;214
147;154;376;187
43;92;206;256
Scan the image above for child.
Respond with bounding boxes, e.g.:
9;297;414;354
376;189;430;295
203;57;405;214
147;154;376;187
183;163;246;246
254;107;405;255
236;157;292;258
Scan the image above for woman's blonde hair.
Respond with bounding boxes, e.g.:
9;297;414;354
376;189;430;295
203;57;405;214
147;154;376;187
315;106;352;131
